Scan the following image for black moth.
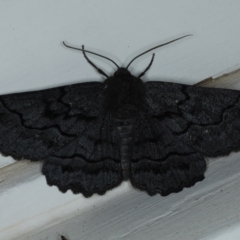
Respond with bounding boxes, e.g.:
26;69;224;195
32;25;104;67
1;36;240;197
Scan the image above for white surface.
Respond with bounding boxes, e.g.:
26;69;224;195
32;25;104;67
1;1;240;240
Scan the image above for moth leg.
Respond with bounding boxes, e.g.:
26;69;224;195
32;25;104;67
82;45;109;78
138;54;155;78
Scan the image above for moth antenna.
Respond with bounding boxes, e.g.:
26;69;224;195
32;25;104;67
138;53;155;78
63;41;119;69
81;45;109;78
126;35;192;69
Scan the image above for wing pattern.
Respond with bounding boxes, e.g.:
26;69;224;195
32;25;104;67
0;82;122;197
1;79;240;197
130;81;240;195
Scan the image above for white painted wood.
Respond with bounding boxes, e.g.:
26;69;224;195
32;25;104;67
1;1;240;239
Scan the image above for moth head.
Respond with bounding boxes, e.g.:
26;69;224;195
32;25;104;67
114;68;131;77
